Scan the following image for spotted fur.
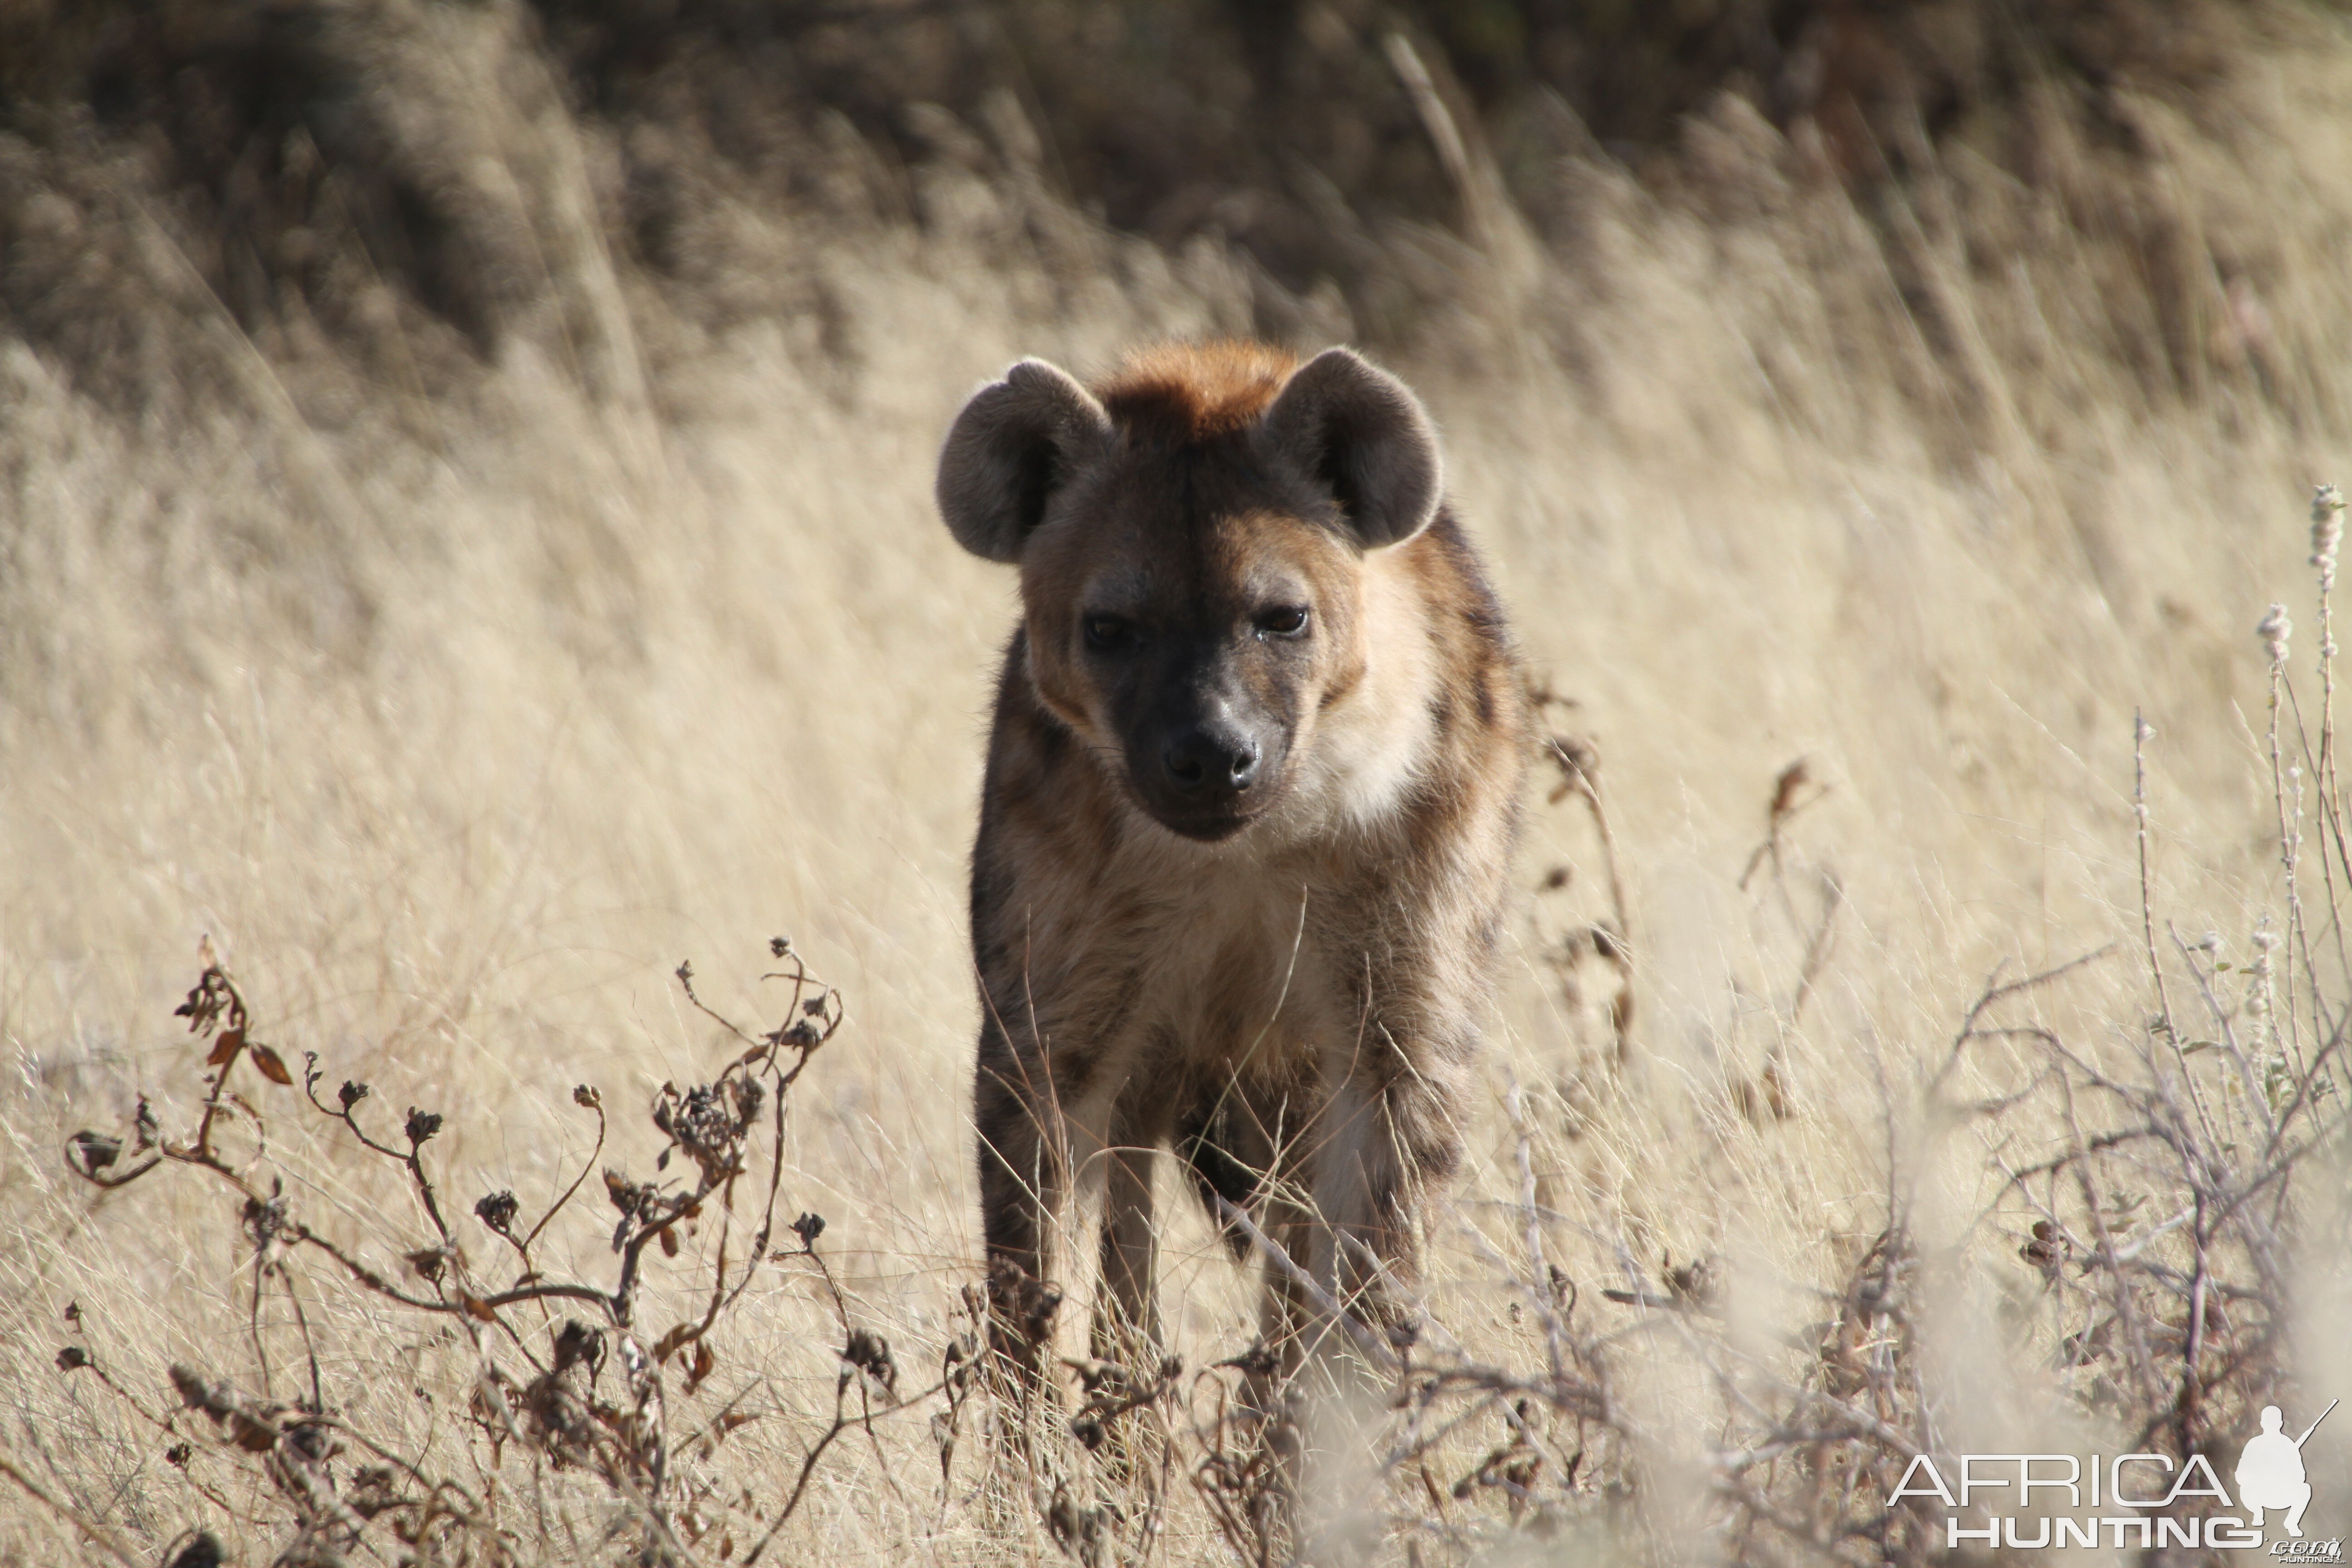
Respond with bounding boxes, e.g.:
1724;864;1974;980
938;341;1529;1387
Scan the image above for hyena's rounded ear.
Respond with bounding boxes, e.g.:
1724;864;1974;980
1259;347;1442;549
936;359;1114;564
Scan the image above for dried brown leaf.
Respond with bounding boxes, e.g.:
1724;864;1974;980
684;1339;716;1395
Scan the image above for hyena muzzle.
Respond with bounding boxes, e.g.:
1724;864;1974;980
936;341;1528;1404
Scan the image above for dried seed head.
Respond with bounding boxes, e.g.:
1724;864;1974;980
475;1191;520;1235
242;1194;289;1250
604;1169;645;1215
404;1107;443;1146
69;1130;121;1175
2259;603;2293;665
1216;1341;1280;1378
1548;1264;1574;1308
654;1078;761;1182
985;1257;1064;1349
338;1080;369;1111
346;1466;403;1520
842;1328;897;1392
552;1318;605;1376
2314;484;2346;582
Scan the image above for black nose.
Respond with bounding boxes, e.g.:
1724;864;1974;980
1163;727;1261;794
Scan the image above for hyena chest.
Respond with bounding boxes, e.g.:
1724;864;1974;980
1084;857;1346;1090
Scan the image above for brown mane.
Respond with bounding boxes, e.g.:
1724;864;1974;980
1093;341;1299;441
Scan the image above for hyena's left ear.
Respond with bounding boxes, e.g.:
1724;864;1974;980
936;359;1114;564
1259;347;1442;549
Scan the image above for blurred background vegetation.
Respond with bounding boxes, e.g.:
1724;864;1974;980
0;0;2332;408
5;3;2351;1563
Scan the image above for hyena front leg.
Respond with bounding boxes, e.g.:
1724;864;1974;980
1090;1134;1160;1367
1230;1190;1314;1561
974;1017;1073;1390
1247;1191;1316;1420
1085;1102;1168;1485
1307;1024;1471;1351
1255;1033;1466;1553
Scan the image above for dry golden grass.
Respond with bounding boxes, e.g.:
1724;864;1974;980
3;4;2350;1563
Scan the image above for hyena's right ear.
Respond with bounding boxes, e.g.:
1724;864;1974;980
936;359;1113;564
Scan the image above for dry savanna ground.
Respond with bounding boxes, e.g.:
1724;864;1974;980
1;2;2349;1563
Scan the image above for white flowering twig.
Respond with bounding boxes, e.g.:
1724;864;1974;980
2307;485;2352;991
2259;601;2308;1071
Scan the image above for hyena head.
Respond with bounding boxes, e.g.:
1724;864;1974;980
936;343;1443;842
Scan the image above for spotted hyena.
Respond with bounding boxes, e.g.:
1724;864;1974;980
936;341;1528;1400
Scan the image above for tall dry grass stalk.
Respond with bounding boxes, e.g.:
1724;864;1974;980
3;3;2351;1563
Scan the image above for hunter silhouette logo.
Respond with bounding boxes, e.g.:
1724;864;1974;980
1884;1395;2338;1551
2242;1401;2334;1539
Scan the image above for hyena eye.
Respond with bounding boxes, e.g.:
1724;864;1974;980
1083;613;1135;652
1257;605;1310;639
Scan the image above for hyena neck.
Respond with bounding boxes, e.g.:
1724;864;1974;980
1282;540;1446;841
